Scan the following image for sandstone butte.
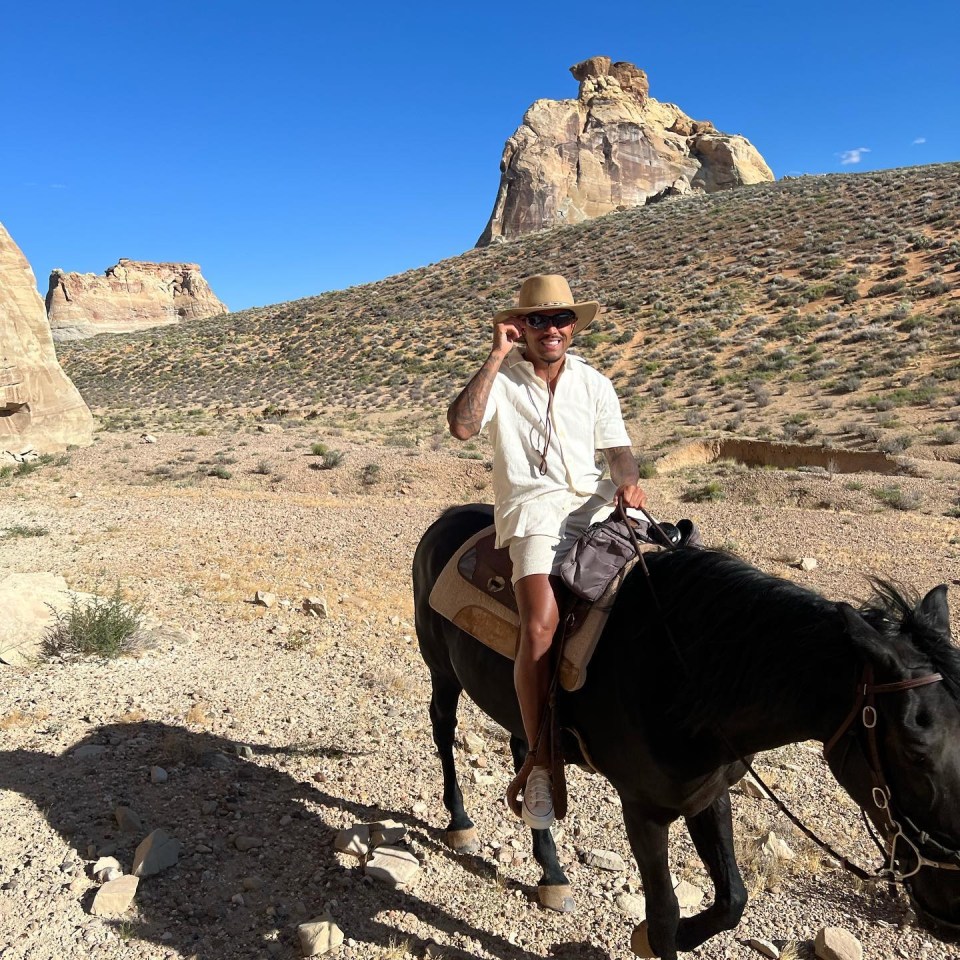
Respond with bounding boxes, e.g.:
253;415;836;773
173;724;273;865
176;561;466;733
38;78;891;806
478;56;774;245
0;222;93;454
45;258;228;341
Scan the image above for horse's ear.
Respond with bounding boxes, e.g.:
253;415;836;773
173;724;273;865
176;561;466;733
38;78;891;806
837;602;903;676
916;584;951;638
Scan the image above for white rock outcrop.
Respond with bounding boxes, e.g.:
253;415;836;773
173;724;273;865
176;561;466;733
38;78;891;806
478;56;773;245
0;222;93;454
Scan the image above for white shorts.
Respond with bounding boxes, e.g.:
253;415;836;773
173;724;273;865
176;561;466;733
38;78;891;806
507;495;611;584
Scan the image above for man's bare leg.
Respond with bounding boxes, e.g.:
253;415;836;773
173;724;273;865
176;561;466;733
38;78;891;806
513;573;560;763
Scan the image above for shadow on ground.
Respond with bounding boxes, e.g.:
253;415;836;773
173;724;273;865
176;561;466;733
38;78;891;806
0;722;609;959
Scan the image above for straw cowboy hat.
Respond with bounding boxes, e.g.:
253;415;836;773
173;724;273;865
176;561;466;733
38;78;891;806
493;274;600;335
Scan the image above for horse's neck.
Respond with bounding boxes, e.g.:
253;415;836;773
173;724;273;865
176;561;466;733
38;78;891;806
698;635;859;757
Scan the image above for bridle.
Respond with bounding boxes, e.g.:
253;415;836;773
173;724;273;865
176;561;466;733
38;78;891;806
823;663;960;884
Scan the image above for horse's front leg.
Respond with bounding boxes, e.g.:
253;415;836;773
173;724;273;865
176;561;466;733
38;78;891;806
621;799;680;960
428;673;479;853
676;789;747;952
509;734;574;913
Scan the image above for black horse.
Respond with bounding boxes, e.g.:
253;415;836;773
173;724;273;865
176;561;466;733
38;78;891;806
413;504;960;960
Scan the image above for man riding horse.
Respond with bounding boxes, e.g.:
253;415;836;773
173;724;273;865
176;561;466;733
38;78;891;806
447;274;647;828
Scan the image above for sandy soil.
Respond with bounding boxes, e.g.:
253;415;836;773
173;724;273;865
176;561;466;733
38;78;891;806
1;423;959;960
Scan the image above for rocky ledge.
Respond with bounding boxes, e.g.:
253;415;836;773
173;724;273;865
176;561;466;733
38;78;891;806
46;259;228;340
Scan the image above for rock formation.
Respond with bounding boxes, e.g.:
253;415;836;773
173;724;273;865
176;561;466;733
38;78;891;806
0;222;93;454
478;56;774;245
46;259;227;340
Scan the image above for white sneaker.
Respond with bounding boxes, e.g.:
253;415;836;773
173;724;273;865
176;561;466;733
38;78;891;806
521;765;555;829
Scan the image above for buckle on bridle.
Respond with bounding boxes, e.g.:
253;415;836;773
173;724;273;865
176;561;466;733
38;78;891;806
862;705;877;728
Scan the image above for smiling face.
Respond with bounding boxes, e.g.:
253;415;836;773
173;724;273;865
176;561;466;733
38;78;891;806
520;309;575;372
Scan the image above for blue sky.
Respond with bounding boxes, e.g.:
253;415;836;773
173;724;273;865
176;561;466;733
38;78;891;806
1;0;957;311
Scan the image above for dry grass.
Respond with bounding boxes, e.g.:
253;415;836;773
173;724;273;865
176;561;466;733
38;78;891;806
0;708;50;731
183;702;210;727
115;708;148;724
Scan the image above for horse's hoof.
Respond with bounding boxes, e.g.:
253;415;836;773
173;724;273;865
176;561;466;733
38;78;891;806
630;921;656;958
538;883;575;913
444;826;480;854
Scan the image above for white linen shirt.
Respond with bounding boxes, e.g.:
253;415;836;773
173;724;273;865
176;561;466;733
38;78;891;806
480;349;631;547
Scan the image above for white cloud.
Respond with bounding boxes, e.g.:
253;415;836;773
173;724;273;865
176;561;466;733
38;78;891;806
913;137;927;145
839;147;871;165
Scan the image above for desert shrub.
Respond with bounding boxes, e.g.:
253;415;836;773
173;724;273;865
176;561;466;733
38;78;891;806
932;427;960;445
637;459;658;480
207;465;232;479
682;481;724;503
833;375;862;394
879;434;914;454
43;586;144;659
311;450;344;470
361;463;382;486
871;485;921;511
2;523;49;539
310;442;329;456
252;460;274;475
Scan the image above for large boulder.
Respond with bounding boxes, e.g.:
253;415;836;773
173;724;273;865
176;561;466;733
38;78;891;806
0;222;93;454
46;259;227;340
478;57;774;245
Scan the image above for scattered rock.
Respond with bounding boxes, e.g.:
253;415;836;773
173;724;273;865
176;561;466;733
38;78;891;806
140;434;157;444
462;731;485;755
200;750;234;771
334;825;370;858
370;819;406;847
132;829;182;877
583;848;626;872
150;766;168;783
92;857;122;882
89;875;138;917
814;927;862;960
615;891;646;918
760;831;795;861
253;591;277;608
798;557;818;571
365;846;420;888
234;836;262;852
674;879;705;911
738;773;771;799
115;806;143;834
297;914;344;957
744;938;781;959
302;597;328;618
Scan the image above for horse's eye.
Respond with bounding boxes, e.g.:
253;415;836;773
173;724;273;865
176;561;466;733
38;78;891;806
915;709;933;729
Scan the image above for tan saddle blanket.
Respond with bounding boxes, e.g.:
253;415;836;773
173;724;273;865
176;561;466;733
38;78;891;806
428;525;659;691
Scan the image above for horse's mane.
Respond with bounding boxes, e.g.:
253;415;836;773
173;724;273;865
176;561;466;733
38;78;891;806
860;579;960;700
623;548;849;732
619;550;957;733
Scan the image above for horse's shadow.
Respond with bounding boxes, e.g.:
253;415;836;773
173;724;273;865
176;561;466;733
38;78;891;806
0;721;608;959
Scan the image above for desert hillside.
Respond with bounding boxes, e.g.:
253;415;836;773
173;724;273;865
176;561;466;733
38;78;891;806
59;163;959;464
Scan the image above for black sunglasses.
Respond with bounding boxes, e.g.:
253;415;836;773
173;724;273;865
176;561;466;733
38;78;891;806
523;310;577;330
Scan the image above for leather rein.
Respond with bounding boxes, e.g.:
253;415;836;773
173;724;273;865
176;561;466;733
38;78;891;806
624;505;960;887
